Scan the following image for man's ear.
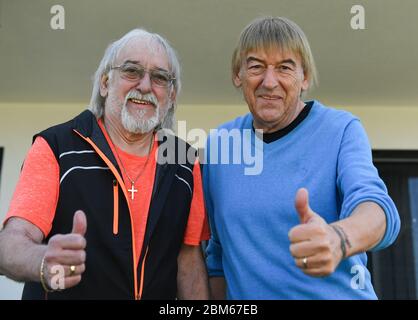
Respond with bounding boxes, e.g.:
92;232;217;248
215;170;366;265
169;86;176;102
233;71;242;88
99;74;109;97
301;71;309;92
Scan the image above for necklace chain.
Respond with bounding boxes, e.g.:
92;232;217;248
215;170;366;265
115;135;153;184
106;124;154;199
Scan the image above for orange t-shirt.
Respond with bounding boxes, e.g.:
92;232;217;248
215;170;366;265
5;125;210;267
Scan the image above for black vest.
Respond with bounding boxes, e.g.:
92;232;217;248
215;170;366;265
22;110;196;300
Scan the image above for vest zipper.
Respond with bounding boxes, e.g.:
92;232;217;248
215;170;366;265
74;130;139;300
137;246;149;300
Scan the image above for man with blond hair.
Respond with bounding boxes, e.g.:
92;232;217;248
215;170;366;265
0;28;210;299
204;16;400;299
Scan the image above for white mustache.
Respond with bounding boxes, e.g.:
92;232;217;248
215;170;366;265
125;90;158;107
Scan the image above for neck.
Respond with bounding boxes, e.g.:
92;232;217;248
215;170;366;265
253;100;306;133
103;114;153;157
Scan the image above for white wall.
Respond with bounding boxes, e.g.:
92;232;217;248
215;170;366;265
1;102;418;299
0;103;84;299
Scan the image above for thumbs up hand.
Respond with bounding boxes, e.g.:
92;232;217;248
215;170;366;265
41;210;87;291
71;210;87;236
288;188;342;277
295;188;323;224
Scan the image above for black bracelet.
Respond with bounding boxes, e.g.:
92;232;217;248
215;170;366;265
331;225;347;259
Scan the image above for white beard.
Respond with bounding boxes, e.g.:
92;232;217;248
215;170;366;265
120;91;170;134
121;102;161;134
106;89;171;134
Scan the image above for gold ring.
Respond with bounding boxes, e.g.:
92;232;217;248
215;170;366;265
70;265;76;276
302;257;308;269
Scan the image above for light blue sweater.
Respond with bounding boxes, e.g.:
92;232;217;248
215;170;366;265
203;100;400;299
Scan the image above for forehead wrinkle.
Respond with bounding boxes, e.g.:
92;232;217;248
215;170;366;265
116;37;169;70
244;46;301;66
118;60;170;73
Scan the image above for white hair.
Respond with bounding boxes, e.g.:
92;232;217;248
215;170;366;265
89;28;181;130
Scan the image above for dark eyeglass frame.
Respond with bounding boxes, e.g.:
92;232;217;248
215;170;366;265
111;63;176;88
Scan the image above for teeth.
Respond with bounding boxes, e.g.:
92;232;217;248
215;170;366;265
130;98;150;105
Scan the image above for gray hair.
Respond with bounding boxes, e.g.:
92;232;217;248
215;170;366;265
89;28;181;129
232;16;318;92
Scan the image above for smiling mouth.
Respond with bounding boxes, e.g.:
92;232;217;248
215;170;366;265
128;98;155;107
259;95;282;100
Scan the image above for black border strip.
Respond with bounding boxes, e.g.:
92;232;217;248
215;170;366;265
0;146;3;185
373;150;418;163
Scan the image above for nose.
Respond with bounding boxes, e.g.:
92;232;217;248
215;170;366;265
135;71;152;93
261;66;279;90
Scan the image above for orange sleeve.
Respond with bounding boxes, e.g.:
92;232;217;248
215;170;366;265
3;136;59;237
183;159;211;245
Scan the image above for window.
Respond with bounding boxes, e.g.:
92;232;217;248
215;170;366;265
369;150;418;299
408;178;418;299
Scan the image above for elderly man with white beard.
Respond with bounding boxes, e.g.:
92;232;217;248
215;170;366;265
0;29;210;300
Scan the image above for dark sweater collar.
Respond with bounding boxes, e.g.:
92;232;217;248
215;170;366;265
253;100;313;143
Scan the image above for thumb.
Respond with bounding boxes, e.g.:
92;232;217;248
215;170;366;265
71;210;87;236
295;188;316;224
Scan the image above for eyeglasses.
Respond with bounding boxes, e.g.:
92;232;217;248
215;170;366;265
111;63;176;88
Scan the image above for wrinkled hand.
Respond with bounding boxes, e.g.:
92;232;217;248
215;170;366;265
42;210;87;290
288;188;342;277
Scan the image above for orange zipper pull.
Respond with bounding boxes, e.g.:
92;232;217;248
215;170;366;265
113;179;119;235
